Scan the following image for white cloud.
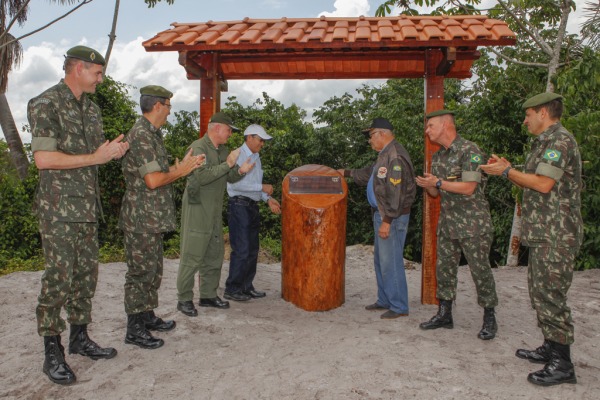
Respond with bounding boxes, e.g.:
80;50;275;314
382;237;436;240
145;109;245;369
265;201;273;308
319;0;370;17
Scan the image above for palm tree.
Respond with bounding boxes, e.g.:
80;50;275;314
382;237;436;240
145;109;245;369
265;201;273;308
0;0;29;180
581;1;600;49
1;0;89;180
1;0;174;180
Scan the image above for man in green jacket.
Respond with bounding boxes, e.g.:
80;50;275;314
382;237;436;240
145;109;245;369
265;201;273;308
176;112;255;317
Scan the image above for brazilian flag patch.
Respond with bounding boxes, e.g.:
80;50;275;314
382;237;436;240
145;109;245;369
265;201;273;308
470;154;482;164
543;149;561;162
393;165;402;172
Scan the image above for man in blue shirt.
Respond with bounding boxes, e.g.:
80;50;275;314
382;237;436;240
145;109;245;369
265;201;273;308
224;124;281;301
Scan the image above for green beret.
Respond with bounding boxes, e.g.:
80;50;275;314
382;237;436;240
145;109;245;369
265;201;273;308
426;109;455;119
522;92;563;109
66;45;105;66
140;85;173;99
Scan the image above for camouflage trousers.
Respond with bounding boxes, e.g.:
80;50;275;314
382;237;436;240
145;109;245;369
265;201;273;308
123;231;164;315
36;220;99;337
527;246;575;345
435;231;498;308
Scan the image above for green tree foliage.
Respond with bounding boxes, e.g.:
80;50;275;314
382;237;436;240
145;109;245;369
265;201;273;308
556;48;600;270
90;76;138;249
2;49;599;272
0;141;40;269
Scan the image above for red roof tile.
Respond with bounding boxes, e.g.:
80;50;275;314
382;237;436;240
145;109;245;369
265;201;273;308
142;16;516;80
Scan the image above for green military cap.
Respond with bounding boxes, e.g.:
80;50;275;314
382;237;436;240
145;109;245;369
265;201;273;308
140;85;173;99
210;111;239;131
426;109;455;119
522;92;564;109
65;45;105;66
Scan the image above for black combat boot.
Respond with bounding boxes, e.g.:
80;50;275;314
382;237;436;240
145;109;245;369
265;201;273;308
419;299;453;330
527;341;577;386
69;324;117;360
477;307;497;340
125;313;164;349
516;339;551;364
142;310;176;332
43;336;76;385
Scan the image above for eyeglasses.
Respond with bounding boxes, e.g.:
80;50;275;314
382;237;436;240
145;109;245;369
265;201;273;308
252;135;265;143
369;130;382;138
162;102;172;110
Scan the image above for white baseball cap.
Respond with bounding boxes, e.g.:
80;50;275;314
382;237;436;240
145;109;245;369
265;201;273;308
243;124;272;140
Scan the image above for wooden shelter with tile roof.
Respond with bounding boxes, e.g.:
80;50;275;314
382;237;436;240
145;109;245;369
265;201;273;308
143;15;516;305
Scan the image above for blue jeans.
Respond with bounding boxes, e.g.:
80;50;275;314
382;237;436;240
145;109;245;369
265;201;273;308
225;196;260;294
373;211;410;314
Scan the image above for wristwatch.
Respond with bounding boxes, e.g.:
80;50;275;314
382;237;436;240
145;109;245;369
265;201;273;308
435;179;442;189
502;167;512;178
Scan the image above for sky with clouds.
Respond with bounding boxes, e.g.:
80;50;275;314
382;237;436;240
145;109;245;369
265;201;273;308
5;0;588;142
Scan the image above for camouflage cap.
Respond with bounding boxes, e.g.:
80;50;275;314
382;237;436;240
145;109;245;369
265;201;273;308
522;92;564;109
426;109;455;119
209;112;239;131
140;85;173;99
65;45;105;66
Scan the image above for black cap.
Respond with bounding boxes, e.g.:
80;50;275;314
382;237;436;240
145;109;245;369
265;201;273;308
362;117;394;137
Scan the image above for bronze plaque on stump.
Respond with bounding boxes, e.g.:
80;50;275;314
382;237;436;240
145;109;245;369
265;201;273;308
288;175;343;194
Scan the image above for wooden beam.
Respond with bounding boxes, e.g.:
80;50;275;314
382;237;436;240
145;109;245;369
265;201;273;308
436;47;457;76
421;48;444;305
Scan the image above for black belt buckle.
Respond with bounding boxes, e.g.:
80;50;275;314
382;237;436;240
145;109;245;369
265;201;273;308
233;195;257;205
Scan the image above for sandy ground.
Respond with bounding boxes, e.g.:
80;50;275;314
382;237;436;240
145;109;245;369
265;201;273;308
1;245;599;400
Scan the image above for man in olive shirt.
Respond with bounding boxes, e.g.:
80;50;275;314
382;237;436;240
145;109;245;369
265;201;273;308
176;112;254;317
481;92;582;386
119;85;204;349
416;110;498;340
29;45;129;385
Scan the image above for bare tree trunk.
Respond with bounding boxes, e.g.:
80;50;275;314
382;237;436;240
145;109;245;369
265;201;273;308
0;92;29;180
506;202;522;267
545;0;572;91
103;0;120;73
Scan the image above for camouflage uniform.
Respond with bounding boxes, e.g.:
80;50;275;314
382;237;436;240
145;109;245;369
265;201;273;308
176;135;245;301
119;117;176;315
28;80;105;337
521;122;582;345
432;135;497;307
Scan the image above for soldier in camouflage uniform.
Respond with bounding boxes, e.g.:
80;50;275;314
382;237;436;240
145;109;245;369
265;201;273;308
481;93;582;386
119;85;204;349
29;46;129;385
416;110;498;340
175;112;255;317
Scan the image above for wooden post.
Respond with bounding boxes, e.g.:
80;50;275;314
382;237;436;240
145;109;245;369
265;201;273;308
281;165;347;311
199;53;220;137
421;49;444;305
